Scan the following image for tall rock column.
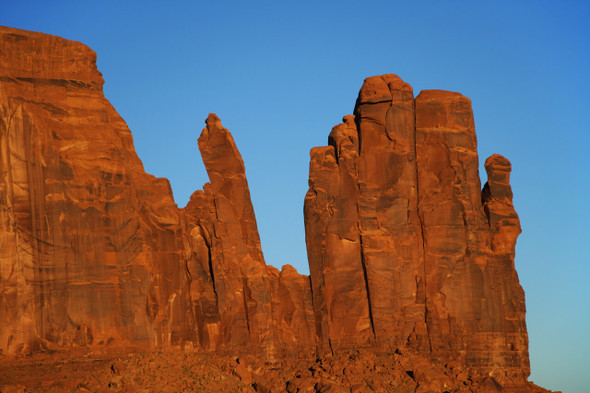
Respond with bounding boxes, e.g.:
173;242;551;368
415;90;492;361
480;154;529;384
415;92;529;385
354;75;427;347
306;74;532;386
483;154;521;257
188;113;275;351
305;74;428;351
180;187;221;350
182;114;316;355
304;115;372;350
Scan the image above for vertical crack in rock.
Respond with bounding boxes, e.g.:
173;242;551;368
413;99;432;353
305;113;375;351
358;231;376;342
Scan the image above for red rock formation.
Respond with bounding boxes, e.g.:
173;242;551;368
305;75;428;352
0;26;315;358
481;154;529;383
187;113;274;350
416;91;528;386
0;26;190;353
182;114;315;356
0;25;545;392
305;75;530;387
354;76;428;348
304;115;373;350
415;89;492;365
182;114;315;361
268;264;315;356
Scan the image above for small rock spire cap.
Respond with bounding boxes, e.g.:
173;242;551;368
356;74;413;106
485;154;512;172
205;113;222;127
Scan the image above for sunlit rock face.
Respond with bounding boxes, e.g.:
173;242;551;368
0;26;314;357
0;25;188;353
1;25;539;392
181;114;315;356
305;74;529;386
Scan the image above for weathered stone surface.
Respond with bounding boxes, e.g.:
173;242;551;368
0;25;546;393
483;154;521;255
268;264;316;356
182;114;315;355
304;115;372;350
304;75;429;352
305;75;530;388
354;76;428;348
186;113;274;350
0;26;189;353
0;26;314;357
415;89;492;365
416;92;529;386
480;154;529;385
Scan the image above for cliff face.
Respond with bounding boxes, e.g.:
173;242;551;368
304;75;529;386
0;26;314;357
181;114;315;355
0;26;186;352
0;26;539;392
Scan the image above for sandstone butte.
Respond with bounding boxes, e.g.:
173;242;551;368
0;26;553;393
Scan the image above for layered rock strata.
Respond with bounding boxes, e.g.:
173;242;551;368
304;75;529;386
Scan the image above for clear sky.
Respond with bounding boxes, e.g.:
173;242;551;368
2;1;589;391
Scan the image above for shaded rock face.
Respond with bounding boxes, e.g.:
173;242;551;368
305;75;528;385
0;26;314;357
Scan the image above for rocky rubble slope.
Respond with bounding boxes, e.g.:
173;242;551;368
0;347;553;393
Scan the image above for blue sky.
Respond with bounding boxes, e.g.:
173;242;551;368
2;1;589;391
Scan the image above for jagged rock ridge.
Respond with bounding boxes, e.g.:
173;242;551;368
0;26;313;358
304;75;529;388
0;26;548;393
